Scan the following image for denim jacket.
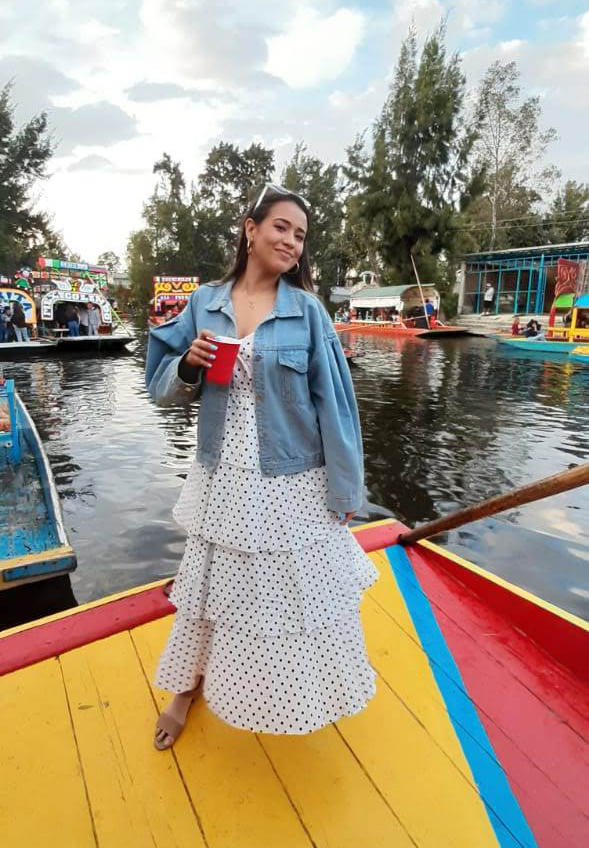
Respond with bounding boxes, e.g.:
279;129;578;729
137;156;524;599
145;277;364;513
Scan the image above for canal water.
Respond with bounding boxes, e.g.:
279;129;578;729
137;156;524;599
3;326;589;626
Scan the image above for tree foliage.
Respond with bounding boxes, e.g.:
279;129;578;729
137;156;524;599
0;83;67;272
468;60;559;250
344;25;482;286
96;251;122;272
282;143;345;295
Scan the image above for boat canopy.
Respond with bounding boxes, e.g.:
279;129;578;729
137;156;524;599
40;286;112;324
350;284;439;310
553;293;574;309
575;294;589;309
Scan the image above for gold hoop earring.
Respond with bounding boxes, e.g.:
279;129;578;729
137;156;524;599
247;239;253;255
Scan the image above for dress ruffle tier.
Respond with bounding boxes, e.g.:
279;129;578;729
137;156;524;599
155;333;379;734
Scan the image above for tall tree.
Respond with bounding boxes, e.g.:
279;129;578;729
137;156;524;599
96;251;122;272
281;143;344;295
196;142;275;261
0;83;62;272
345;24;482;286
470;60;558;250
543;181;589;244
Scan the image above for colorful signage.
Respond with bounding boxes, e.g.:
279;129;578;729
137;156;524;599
153;277;199;310
40;290;112;323
153;276;200;283
38;257;108;275
0;288;36;324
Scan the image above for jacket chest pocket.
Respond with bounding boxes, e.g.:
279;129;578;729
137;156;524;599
278;349;310;404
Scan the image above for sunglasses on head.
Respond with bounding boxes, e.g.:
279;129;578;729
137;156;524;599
252;183;310;212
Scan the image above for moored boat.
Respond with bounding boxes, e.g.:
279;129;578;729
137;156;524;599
148;276;200;326
0;517;587;846
335;319;470;338
570;345;589;365
0;258;135;355
496;336;579;354
0;379;76;589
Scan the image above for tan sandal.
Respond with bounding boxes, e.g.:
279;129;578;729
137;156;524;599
154;677;204;751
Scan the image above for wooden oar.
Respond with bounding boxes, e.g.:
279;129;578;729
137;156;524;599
398;462;589;546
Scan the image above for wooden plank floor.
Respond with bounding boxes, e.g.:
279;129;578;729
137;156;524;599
0;549;529;848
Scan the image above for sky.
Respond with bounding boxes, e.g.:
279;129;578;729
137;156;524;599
1;0;588;266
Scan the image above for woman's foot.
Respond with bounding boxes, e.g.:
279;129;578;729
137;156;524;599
154;677;203;750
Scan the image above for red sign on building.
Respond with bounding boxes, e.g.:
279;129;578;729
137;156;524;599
555;259;580;298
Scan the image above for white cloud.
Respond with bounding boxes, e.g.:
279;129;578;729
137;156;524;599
265;8;365;88
579;10;589;58
2;0;587;264
78;19;119;43
328;85;377;111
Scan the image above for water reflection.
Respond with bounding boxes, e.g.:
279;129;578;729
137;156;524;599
1;329;588;626
348;332;589;618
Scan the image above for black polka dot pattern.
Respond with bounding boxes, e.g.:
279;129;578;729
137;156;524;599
155;333;379;734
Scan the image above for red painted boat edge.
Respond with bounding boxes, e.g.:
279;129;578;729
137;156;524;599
0;521;405;676
420;543;589;682
2;518;587;681
0;585;174;676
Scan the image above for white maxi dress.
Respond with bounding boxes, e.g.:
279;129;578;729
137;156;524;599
155;332;379;734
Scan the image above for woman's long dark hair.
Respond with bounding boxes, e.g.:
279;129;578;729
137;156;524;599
221;189;315;293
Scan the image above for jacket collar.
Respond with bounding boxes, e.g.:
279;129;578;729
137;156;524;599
205;276;303;318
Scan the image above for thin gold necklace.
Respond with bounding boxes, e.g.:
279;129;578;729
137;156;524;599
243;281;275;310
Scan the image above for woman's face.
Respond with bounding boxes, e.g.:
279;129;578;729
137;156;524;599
247;200;307;276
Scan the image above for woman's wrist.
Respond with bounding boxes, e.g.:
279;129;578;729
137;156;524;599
178;351;202;384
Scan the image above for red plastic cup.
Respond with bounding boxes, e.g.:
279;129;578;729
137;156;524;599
206;335;241;384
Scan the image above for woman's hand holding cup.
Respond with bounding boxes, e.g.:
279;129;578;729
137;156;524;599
185;329;218;369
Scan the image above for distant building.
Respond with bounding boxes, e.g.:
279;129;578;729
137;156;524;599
111;272;131;289
458;242;589;315
330;270;377;303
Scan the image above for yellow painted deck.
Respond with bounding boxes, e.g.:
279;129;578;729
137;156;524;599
0;549;503;848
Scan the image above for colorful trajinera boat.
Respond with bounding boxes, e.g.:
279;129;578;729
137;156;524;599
0;379;76;589
335;319;470;338
570;345;589;365
0;258;134;356
335;284;470;338
0;518;587;847
148;276;200;327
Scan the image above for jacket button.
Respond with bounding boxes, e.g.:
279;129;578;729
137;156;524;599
255;355;262;361
256;394;262;402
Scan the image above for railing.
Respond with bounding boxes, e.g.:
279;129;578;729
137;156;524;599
0;378;21;463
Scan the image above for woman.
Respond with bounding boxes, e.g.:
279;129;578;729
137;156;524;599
10;301;29;343
146;183;378;749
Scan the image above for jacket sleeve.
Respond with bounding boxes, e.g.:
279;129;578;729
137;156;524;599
145;295;204;407
308;313;364;513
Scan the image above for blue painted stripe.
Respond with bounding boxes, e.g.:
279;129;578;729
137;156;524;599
386;545;538;848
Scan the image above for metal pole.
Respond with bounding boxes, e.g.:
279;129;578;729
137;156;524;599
410;254;430;329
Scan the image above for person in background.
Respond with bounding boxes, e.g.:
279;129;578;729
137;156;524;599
482;283;495;315
78;304;89;335
0;307;9;343
63;303;80;337
511;315;521;336
424;299;435;321
524;319;540;338
10;301;29;342
87;303;101;336
563;309;572;327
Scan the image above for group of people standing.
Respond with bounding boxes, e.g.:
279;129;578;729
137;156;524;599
55;302;102;336
0;302;29;343
0;300;103;343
